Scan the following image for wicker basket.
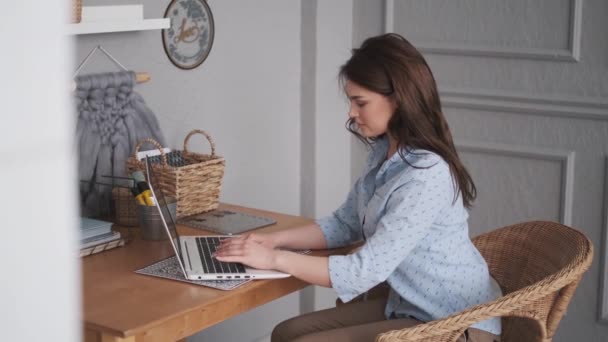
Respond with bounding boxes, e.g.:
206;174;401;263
72;0;82;23
126;129;225;218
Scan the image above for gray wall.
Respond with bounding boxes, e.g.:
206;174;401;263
76;0;302;215
384;0;608;341
1;2;79;342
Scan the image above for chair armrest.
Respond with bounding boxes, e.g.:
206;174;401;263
375;285;543;341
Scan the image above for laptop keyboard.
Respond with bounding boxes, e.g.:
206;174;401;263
196;237;246;274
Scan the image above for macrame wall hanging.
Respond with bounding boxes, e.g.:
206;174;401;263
75;46;165;218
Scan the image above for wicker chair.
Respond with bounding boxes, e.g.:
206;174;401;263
374;221;593;342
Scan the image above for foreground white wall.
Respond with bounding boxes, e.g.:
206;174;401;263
1;2;79;341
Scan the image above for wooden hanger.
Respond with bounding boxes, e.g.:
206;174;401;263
72;45;150;91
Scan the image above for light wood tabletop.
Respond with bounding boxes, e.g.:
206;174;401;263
82;204;336;342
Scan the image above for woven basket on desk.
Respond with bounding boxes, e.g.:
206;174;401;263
72;0;82;23
126;130;225;219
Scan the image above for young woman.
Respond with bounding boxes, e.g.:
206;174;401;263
215;33;502;342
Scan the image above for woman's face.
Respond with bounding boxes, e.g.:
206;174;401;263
345;79;396;138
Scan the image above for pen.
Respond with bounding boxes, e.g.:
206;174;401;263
130;186;146;205
137;181;155;206
131;170;155;206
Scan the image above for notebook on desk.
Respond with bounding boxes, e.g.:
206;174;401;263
144;157;290;281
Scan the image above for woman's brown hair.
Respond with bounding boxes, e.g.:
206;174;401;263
340;33;476;208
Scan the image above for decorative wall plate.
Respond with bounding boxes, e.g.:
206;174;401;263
162;0;215;70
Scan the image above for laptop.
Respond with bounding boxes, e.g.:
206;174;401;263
144;157;290;281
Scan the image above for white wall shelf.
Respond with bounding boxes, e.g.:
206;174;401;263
68;18;169;35
67;5;170;35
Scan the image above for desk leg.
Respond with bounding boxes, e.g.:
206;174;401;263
84;329;137;342
84;329;98;342
100;334;136;342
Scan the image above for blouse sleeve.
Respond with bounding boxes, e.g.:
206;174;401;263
328;165;453;303
315;177;363;249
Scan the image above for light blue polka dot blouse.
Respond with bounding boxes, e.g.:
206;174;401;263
316;137;502;335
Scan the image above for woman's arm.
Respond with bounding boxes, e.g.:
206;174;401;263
269;223;328;250
274;251;330;287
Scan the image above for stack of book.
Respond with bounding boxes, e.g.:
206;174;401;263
80;217;124;257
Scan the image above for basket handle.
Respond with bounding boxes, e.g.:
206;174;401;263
133;138;168;165
183;129;216;156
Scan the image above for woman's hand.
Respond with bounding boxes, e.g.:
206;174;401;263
215;233;332;287
214;234;279;270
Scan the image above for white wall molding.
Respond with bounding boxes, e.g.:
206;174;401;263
299;0;318;317
384;0;583;62
456;141;575;226
440;87;608;121
600;156;608;324
384;0;394;38
306;0;353;314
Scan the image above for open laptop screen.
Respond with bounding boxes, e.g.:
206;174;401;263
144;157;185;267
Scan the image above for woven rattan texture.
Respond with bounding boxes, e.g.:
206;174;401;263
374;221;593;342
127;130;225;218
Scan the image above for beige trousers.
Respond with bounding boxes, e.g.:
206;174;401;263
271;298;500;342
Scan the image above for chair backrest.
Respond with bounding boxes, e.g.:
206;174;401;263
472;221;593;341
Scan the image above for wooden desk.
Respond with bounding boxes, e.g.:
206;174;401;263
83;204;331;342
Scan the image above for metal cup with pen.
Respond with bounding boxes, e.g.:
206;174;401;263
79;172;176;242
130;169;177;241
